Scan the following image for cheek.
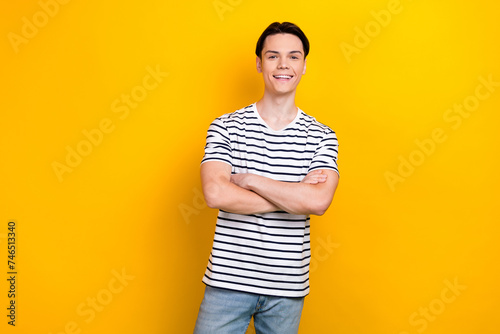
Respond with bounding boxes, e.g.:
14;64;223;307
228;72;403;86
263;62;274;72
293;64;304;75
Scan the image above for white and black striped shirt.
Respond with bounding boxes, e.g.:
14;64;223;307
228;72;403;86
200;103;339;297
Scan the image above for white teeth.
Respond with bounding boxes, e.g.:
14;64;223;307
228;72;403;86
274;75;292;79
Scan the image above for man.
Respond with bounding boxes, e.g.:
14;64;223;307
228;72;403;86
194;22;339;334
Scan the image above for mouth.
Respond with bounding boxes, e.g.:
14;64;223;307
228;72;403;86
273;74;294;81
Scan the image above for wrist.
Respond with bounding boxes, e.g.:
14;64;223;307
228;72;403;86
245;174;257;191
247;174;265;193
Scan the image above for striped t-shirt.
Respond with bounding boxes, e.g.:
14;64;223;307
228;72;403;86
200;103;339;298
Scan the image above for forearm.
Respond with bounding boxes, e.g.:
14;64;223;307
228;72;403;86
248;177;325;215
233;171;338;216
204;178;280;214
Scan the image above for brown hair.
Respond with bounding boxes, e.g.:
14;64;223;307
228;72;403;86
255;22;310;59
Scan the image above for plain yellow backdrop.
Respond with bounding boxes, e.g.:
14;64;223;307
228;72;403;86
1;0;499;333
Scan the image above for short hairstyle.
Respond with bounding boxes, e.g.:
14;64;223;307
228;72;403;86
255;22;310;59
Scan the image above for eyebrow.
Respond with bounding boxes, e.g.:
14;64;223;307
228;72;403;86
264;50;303;55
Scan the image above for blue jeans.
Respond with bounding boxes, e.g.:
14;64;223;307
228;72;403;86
194;285;305;334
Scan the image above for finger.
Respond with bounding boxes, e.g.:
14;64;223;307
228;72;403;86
302;175;327;184
301;177;317;184
315;175;328;183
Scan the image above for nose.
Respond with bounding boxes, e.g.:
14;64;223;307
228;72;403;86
277;58;289;69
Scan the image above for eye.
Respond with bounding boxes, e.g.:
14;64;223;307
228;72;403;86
268;55;277;59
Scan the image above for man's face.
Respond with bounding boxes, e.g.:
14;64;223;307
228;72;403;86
256;33;307;96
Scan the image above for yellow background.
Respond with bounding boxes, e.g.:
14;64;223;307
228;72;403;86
1;0;499;333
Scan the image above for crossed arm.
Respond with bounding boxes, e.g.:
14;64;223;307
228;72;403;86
201;161;339;216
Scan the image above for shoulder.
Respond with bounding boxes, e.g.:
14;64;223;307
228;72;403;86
296;109;336;136
222;103;257;121
209;103;259;133
212;103;257;123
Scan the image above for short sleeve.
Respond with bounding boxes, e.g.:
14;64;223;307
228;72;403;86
201;117;232;166
308;129;339;176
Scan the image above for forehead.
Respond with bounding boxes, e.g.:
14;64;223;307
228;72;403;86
262;33;304;53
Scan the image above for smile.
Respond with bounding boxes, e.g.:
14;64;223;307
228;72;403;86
273;75;293;80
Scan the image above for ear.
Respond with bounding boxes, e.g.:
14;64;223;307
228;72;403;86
302;58;307;75
256;56;263;73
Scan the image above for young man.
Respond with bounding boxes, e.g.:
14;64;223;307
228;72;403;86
194;22;339;334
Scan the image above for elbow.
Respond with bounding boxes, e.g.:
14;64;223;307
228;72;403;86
204;191;219;209
289;198;331;216
308;187;336;216
310;207;327;216
205;197;217;209
202;182;224;209
308;200;332;216
312;208;327;216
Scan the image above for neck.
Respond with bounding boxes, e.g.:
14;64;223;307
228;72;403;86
256;90;298;130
